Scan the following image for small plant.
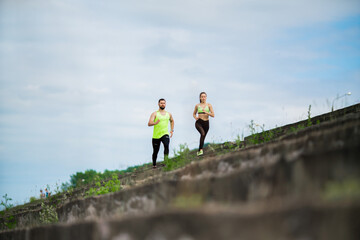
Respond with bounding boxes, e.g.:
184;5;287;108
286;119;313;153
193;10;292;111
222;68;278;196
307;105;312;127
223;141;235;150
0;194;13;210
86;174;121;197
259;124;270;143
289;123;306;134
247;120;261;145
0;214;16;230
39;202;58;224
235;133;243;148
125;166;137;173
29;196;37;203
1;194;17;229
247;121;278;145
67;186;74;195
163;143;193;171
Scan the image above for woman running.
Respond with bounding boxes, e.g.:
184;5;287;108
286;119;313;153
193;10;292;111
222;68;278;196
193;92;215;156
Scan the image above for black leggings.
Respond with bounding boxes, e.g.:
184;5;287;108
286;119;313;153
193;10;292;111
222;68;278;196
195;119;209;150
152;134;170;166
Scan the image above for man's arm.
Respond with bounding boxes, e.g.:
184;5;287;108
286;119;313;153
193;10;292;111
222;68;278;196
148;112;160;126
169;113;174;137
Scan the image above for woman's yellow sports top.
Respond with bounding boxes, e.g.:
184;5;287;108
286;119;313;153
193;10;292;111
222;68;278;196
197;105;210;114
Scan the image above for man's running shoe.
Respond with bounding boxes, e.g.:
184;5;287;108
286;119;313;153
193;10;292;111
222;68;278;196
197;149;203;156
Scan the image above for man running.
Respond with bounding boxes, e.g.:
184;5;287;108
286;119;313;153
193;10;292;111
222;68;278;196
148;98;174;168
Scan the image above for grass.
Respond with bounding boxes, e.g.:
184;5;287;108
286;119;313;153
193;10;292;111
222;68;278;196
85;173;122;197
245;120;282;146
163;143;196;171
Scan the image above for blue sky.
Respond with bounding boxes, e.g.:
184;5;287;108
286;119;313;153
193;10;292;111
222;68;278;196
1;0;359;206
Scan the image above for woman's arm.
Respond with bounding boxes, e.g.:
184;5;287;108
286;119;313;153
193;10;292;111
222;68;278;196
207;104;215;118
193;104;199;120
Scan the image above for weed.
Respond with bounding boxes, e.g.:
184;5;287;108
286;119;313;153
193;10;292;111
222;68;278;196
163;143;192;171
289;105;313;134
307;105;312;127
39;202;58;224
86;174;121;197
0;214;16;230
223;141;235;150
0;194;13;210
289;124;305;134
235;133;244;148
67;186;74;195
246;121;280;145
125;166;137;173
247;120;261;145
0;194;17;229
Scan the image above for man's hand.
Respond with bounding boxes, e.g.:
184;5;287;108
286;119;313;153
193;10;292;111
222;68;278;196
170;130;173;138
148;112;160;126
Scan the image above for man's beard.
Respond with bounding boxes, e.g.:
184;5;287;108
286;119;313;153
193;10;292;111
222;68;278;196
160;106;165;110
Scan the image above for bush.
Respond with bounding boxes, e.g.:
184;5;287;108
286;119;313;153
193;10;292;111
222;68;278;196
39;202;58;224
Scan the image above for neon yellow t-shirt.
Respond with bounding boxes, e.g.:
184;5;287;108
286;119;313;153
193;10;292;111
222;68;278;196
153;111;170;139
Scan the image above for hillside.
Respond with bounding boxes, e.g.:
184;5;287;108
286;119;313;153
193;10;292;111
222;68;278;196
1;104;360;240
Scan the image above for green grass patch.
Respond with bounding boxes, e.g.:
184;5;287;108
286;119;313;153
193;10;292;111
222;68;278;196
163;143;196;171
86;173;122;197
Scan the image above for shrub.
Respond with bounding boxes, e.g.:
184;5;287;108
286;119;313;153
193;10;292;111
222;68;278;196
39;202;58;224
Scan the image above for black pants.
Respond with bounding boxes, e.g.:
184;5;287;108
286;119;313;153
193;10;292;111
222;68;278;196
195;119;209;150
152;134;170;166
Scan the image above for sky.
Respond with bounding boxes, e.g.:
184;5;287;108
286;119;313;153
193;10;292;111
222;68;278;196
1;0;359;207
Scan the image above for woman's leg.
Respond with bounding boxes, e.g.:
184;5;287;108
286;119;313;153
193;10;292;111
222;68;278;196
195;120;209;150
